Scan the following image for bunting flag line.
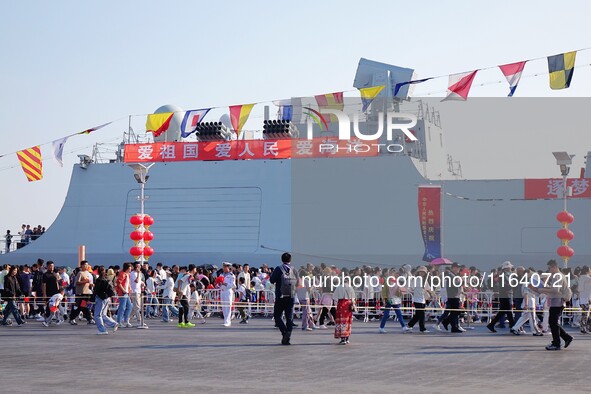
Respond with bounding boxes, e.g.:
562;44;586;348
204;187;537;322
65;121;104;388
315;92;344;122
548;51;577;90
16;146;43;182
442;70;478;101
359;85;385;112
180;108;211;138
394;78;433;96
52;136;69;167
78;121;113;135
146;113;173;137
229;104;255;136
499;61;527;97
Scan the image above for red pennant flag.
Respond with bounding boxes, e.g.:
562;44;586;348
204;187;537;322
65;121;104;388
442;70;478;101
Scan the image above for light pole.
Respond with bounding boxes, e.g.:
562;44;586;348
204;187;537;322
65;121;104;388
552;152;574;268
128;163;154;329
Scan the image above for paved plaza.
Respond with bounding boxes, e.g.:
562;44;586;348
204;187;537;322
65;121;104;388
1;317;588;393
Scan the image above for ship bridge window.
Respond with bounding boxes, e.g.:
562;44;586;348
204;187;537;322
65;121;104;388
439;133;443;147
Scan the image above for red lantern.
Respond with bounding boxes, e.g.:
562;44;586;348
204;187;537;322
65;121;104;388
143;246;154;259
130;230;144;242
556;228;574;241
130;246;144;258
130;214;143;226
143;214;154;228
143;231;154;242
556;211;574;225
557;245;575;258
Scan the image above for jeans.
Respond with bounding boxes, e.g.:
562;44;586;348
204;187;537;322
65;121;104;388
274;296;295;337
95;297;117;333
161;297;178;321
549;306;572;347
146;294;159;317
116;294;132;324
2;300;24;325
380;302;405;328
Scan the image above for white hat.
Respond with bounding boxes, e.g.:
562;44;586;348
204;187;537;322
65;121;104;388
222;261;232;267
501;261;513;269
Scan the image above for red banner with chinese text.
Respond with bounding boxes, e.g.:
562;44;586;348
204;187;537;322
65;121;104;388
418;185;442;263
123;138;379;163
524;178;591;199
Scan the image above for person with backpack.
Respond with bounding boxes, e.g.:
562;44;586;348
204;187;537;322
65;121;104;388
93;266;119;335
220;262;236;327
270;252;298;345
530;259;573;350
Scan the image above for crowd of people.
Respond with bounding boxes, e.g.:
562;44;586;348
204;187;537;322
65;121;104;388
0;256;587;350
3;224;45;254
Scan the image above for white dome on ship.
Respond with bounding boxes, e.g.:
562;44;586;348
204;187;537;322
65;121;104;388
153;104;184;142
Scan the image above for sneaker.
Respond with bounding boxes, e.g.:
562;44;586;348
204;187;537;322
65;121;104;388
319;324;328;330
161;319;170;323
379;328;387;333
96;331;109;335
458;326;466;332
510;329;520;336
200;320;206;324
88;319;96;325
405;325;414;332
56;320;64;326
113;323;120;332
177;323;186;328
185;322;195;328
42;321;49;327
223;323;231;327
125;322;133;328
239;320;248;325
36;316;45;322
432;324;442;331
533;332;544;336
339;338;347;344
402;326;410;334
305;327;313;331
564;337;573;349
486;324;496;333
420;329;430;333
545;344;561;351
70;320;78;325
345;338;350;344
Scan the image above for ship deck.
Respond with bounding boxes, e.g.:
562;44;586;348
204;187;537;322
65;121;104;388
1;318;588;393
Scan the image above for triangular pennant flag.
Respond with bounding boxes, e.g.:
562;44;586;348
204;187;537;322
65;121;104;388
180;108;211;138
229;104;255;136
315;92;344;122
442;70;478;101
52;136;69;167
16;146;43;182
78;121;113;135
394;78;433;97
146;113;173;137
548;51;577;90
499;61;527;97
359;85;385;112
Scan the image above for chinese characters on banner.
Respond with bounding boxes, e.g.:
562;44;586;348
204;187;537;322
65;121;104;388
123;138;379;163
418;185;442;263
524;179;591;199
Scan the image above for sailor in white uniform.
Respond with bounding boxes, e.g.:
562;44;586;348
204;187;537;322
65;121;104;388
220;262;236;327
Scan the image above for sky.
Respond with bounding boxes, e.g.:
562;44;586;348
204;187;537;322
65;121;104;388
1;0;591;233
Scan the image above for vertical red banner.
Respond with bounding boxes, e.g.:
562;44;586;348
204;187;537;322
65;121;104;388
418;185;442;263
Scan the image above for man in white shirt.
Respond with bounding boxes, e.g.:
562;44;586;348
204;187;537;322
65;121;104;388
220;262;236;327
129;263;144;324
157;275;177;322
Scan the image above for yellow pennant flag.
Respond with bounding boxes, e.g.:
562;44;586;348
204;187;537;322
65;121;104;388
146;112;173;137
229;104;255;136
359;85;385;112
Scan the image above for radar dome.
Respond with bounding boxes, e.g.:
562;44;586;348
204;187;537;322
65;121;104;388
153;104;184;142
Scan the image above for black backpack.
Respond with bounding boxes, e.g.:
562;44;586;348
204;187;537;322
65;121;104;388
280;266;296;297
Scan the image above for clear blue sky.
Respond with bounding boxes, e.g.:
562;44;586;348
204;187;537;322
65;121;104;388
1;0;590;233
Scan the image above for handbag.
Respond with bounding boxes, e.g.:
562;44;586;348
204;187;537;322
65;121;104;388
349;302;357;312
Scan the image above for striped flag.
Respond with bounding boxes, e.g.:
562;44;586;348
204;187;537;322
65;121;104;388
499;61;526;97
229;104;255;136
359;85;385;112
315;92;344;122
394;78;433;96
548;51;577;90
272;100;293;121
146;113;173;137
442;70;478;101
180;108;210;138
17;146;43;182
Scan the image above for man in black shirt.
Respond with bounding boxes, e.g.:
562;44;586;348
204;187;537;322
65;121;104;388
42;261;61;318
442;262;463;333
270;253;298;345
